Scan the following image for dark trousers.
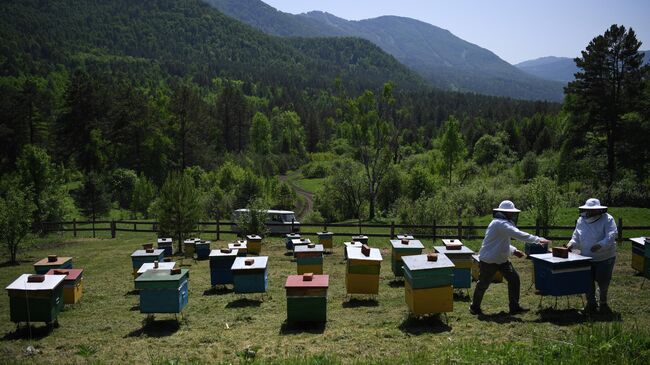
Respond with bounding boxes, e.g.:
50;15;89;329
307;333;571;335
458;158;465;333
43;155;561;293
471;261;520;310
586;257;616;307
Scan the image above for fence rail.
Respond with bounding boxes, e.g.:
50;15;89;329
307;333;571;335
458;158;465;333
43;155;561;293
40;217;649;243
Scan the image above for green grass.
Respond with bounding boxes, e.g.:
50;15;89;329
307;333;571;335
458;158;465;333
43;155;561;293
1;228;649;364
294;178;325;194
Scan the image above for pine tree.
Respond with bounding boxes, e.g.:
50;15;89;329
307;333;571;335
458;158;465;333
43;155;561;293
155;172;201;253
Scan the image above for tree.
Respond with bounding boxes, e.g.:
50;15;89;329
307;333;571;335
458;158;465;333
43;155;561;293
155;172;202;253
0;186;36;264
439;116;467;185
565;24;647;200
249;112;272;155
131;174;157;218
473;133;506;166
76;172;111;237
526;176;562;237
169;80;206;170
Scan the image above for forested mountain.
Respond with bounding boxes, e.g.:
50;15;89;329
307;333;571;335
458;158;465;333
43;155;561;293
516;51;649;83
205;0;565;101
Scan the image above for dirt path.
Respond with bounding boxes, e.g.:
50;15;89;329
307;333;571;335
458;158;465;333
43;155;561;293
279;175;313;219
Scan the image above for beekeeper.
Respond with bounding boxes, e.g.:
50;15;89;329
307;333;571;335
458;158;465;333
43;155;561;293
470;200;550;315
565;198;618;314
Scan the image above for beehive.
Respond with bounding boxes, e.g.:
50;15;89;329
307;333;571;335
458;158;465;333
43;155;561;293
137;262;176;276
291;238;311;255
183;239;199;258
345;246;382;295
351;235;369;245
390;238;424;277
209;249;239;286
33;255;73;274
471;255;503;283
396;234;415;241
434;241;474;289
342;241;363;258
317;231;334;250
285;233;301;250
246;235;263;255
45;268;84;305
285;274;329;323
231;256;269;294
157;238;173;257
529;253;592;296
195;240;211;260
294;244;324;274
630;237;650;278
525;242;549;256
131;249;165;273
6;274;66;324
229;241;248;256
135;268;189;314
402;254;455;315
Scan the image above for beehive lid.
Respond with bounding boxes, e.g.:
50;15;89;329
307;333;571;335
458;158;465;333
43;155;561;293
472;254;480;262
195;241;210;247
157;238;172;244
34;256;72;266
352;235;368;240
285;274;329;288
135;268;188;282
434;245;475;255
286;233;301;239
402;253;455;271
347;247;382;261
630;237;646;246
291;238;311;245
294;244;324;253
316;231;333;236
45;268;83;281
183;239;197;244
396;234;415;240
390;239;424;249
228;242;247;250
209;249;239;257
131;249;164;257
137;262;176;274
231;256;268;270
6;274;66;291
246;235;262;240
529;252;592;264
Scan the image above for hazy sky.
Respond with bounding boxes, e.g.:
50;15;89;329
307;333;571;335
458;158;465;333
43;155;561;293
263;0;650;64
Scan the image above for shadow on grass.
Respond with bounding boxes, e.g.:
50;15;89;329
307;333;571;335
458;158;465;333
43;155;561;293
477;312;524;324
279;321;326;335
453;291;471;302
0;260;32;268
203;287;234;296
342;298;378;308
388;279;404;288
129;304;140;311
533;307;622;325
2;322;58;341
226;298;263;308
125;318;179;338
399;315;452;335
283;252;293;257
124;289;139;296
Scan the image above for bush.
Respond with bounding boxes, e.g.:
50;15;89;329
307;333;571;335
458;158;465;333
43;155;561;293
110;168;138;209
525;176;563;236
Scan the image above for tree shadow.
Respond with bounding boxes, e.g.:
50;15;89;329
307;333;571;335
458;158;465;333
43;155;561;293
226;298;263;308
0;260;31;268
342;298;378;308
2;322;58;341
477;311;524;324
279;321;326;335
399;315;452;335
125;317;180;338
388;279;405;288
203;286;233;296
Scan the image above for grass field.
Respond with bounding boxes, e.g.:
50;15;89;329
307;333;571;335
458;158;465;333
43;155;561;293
1;227;650;364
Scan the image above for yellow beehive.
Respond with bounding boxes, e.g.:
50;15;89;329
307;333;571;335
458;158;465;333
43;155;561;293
404;280;453;315
471;255;503;283
246;235;263;255
632;253;645;272
345;273;380;294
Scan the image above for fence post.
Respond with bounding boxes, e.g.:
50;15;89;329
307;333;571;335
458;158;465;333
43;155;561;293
432;219;437;244
133;222;137;231
324;222;328;232
291;219;295;233
92;218;96;238
535;218;540;237
216;212;220;241
390;221;395;239
73;218;77;238
111;220;116;239
618;217;623;243
457;218;462;239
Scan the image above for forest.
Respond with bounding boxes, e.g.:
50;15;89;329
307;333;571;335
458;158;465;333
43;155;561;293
0;1;649;261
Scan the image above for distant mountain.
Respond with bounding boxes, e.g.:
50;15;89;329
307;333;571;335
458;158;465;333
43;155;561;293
205;0;565;102
516;51;649;83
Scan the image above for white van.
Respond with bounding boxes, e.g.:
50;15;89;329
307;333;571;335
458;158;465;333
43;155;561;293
231;209;300;235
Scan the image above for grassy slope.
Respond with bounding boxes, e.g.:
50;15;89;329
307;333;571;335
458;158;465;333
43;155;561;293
0;228;649;364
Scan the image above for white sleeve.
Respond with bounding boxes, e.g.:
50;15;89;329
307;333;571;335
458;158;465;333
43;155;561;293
568;224;580;250
597;215;618;247
502;222;540;244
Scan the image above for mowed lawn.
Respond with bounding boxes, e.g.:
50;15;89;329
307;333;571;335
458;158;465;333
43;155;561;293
1;230;650;364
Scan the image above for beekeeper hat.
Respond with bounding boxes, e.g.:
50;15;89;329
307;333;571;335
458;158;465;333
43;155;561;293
579;198;607;210
493;200;521;213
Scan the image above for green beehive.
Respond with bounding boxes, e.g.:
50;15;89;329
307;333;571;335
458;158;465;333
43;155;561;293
285;273;329;323
135;268;189;314
390;238;424;276
317;231;334;250
294;244;324;274
6;274;66;324
434;240;475;289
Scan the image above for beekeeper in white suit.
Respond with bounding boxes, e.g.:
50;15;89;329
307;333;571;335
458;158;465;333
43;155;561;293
565;198;618;314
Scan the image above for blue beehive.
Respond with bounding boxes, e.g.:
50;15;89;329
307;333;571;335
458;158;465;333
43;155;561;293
195;240;211;260
131;249;165;274
285;233;301;250
529;252;592;296
209;248;239;286
434;240;474;289
157;238;173;257
231;256;268;294
135;268;189;314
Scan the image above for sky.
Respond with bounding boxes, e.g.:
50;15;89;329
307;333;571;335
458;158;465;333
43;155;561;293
263;0;650;65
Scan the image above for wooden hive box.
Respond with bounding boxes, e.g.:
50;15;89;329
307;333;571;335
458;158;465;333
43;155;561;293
529;253;592;296
130;249;165;273
291;238;311;256
246;235;263;255
316;231;334;250
135;269;189;314
33;256;73;275
45;268;84;305
351;235;369;245
285;274;329;323
228;241;248;256
342;241;364;259
6;274;66;324
294;244;324;274
471;255;503;283
183;239;199;258
285;233;301;250
405;281;453;315
157;238;173;257
195;240;211;260
231;256;269;294
209;249;239;286
402;254;455;315
630;237;647;274
434;245;475;289
390;239;425;276
345;246;382;295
